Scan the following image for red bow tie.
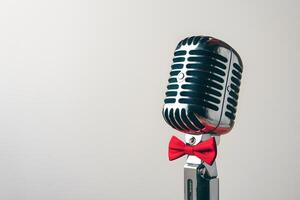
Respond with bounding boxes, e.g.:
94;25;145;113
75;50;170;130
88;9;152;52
168;136;217;165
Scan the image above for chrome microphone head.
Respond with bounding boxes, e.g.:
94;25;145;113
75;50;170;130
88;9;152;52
163;36;243;135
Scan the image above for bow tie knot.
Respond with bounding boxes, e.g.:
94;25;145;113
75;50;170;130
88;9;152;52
168;136;217;165
184;145;194;155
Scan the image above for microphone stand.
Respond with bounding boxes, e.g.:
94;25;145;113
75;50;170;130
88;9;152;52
184;134;220;200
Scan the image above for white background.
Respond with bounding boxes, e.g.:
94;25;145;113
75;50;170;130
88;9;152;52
0;0;299;199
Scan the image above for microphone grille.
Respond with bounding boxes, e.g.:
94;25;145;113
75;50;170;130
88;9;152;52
224;58;243;121
165;36;227;109
163;36;243;135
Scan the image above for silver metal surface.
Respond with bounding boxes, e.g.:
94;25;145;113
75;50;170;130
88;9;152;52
163;36;243;136
184;163;219;200
208;178;219;200
184;133;219;200
162;36;243;200
184;164;198;200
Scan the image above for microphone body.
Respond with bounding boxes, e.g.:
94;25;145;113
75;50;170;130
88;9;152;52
163;36;243;135
163;36;244;200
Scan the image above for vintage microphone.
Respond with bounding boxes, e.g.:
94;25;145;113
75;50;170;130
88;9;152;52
162;36;243;200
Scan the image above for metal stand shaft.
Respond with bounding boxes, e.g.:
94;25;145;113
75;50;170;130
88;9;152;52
184;163;219;200
184;134;220;200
